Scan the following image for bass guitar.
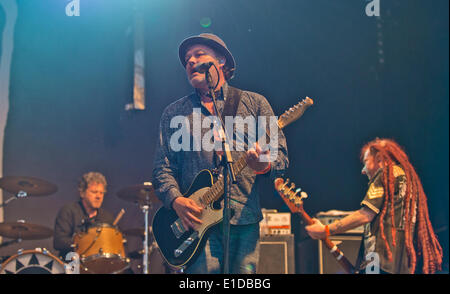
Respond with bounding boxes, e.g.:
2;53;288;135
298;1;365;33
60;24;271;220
153;97;314;268
274;177;356;274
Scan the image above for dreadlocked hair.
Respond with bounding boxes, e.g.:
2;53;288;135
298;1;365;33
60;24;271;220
361;138;443;274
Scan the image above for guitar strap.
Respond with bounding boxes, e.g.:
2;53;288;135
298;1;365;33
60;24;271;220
213;86;242;174
220;86;242;122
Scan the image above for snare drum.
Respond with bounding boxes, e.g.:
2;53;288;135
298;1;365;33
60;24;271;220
0;248;65;274
73;223;129;274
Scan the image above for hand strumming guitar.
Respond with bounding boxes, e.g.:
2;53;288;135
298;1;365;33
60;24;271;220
172;196;203;230
246;143;271;174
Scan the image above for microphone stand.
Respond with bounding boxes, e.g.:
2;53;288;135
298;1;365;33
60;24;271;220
204;66;236;274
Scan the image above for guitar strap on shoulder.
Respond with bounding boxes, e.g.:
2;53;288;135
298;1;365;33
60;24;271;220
220;86;242;122
212;86;242;171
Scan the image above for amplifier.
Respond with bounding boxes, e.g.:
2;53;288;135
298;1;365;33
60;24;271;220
318;234;362;274
257;234;295;274
260;209;291;235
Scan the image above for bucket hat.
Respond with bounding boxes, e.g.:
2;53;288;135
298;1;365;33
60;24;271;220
178;33;236;80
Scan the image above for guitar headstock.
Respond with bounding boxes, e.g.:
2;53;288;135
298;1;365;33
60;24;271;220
274;178;308;214
277;97;313;129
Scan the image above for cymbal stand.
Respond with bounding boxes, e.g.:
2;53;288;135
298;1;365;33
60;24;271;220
141;203;150;274
0;190;28;208
139;183;153;274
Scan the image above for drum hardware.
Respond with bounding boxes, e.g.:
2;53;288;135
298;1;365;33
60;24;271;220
142;203;150;274
127;239;158;260
0;238;22;248
117;182;160;274
0;176;58;208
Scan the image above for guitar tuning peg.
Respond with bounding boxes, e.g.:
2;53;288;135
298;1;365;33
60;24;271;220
294;196;303;207
289;183;295;190
300;191;308;200
280;178;289;193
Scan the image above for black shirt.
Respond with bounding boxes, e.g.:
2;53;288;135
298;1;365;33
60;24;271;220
53;200;114;259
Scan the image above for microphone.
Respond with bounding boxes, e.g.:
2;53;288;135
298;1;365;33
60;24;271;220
193;61;214;73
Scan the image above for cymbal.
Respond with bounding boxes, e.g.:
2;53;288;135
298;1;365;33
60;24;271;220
117;182;159;205
0;221;54;240
0;176;58;197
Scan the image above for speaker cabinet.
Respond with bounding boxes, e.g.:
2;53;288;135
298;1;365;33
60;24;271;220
257;234;295;274
318;234;362;274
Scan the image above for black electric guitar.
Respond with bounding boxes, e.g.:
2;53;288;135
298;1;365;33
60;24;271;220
274;178;356;274
152;97;313;269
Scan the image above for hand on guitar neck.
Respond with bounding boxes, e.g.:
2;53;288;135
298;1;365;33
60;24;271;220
305;208;376;240
305;218;328;240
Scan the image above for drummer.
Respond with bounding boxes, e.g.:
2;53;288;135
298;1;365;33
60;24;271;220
53;172;115;259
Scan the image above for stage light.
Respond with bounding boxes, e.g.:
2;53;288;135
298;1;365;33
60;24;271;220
200;17;212;28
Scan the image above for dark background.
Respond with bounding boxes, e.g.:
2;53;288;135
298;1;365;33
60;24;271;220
1;0;448;273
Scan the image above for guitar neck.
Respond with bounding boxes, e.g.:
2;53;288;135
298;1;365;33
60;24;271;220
274;178;356;274
199;140;264;205
300;211;356;274
200;116;283;205
199;97;313;209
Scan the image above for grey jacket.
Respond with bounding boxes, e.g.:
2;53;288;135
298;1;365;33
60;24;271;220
152;83;289;225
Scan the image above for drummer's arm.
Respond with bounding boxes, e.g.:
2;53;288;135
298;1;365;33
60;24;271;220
53;207;75;255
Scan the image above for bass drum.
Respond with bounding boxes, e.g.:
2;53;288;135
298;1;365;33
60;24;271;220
0;248;65;274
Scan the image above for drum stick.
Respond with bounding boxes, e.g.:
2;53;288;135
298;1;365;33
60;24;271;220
113;208;125;226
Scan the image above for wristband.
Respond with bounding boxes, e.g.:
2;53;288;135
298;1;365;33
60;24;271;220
325;225;330;237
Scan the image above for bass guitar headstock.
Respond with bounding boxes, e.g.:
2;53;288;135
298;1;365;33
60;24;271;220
274;178;309;214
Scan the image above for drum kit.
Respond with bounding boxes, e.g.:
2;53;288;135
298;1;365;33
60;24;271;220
0;176;162;274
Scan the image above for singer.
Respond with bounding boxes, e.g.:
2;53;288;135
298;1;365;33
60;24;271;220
53;172;115;259
152;33;289;274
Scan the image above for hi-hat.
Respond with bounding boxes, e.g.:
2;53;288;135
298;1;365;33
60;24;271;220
0;221;54;240
117;182;159;206
0;176;58;197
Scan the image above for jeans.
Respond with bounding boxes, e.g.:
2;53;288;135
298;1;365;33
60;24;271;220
186;223;260;274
